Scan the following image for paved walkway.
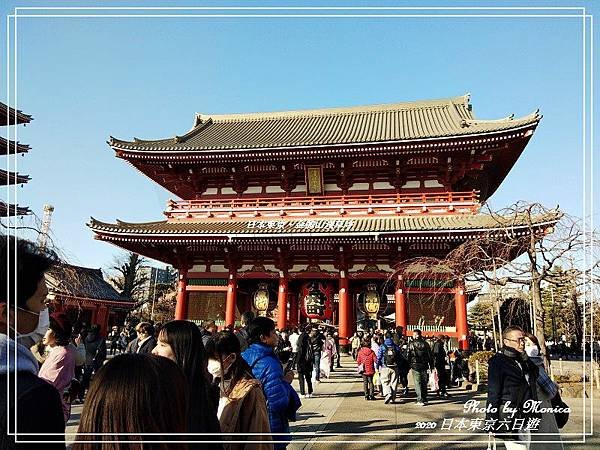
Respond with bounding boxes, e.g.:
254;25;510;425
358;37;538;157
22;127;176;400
287;355;599;449
66;354;599;449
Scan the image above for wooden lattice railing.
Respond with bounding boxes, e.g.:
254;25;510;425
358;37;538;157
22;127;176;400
165;191;480;219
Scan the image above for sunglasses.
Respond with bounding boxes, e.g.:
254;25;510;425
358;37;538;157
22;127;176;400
505;337;526;343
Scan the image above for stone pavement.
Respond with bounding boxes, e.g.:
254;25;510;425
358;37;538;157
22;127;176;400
65;354;600;449
287;355;600;449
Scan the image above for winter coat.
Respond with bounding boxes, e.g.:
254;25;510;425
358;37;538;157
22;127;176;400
200;328;214;348
432;339;449;368
136;336;157;355
407;337;434;371
38;345;76;421
486;347;539;435
356;347;377;376
235;326;251;352
294;332;314;374
242;343;301;446
529;356;563;449
376;338;402;369
218;377;273;450
125;337;138;353
309;332;324;354
0;334;65;450
84;333;106;368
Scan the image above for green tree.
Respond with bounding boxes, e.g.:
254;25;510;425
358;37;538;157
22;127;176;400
468;298;494;330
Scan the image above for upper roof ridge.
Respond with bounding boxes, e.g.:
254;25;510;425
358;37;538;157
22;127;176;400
193;94;469;125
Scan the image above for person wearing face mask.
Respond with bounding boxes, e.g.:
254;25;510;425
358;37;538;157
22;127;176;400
16;304;50;349
0;236;65;449
487;325;539;450
205;330;272;450
151;319;222;448
524;333;564;449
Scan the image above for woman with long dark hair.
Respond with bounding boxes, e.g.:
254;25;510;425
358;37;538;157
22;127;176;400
152;320;222;445
205;331;272;449
73;353;189;450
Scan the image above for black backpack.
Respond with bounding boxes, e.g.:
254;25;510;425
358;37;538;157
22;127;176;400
383;344;398;367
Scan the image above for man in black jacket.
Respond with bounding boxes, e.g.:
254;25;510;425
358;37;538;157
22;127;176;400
309;327;325;383
407;329;433;406
295;324;314;397
487;325;539;448
133;322;156;354
0;236;65;449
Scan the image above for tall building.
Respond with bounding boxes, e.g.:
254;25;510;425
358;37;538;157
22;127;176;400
136;265;177;302
89;94;558;349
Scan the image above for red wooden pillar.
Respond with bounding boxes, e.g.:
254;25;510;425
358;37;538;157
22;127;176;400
277;273;288;330
96;305;109;337
225;272;237;327
395;275;407;332
174;269;188;320
91;306;98;326
454;281;469;350
338;272;350;348
288;293;298;327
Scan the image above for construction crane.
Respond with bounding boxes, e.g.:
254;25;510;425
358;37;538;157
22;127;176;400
38;204;54;251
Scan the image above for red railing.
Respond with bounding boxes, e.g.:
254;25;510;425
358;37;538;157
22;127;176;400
165;191;480;219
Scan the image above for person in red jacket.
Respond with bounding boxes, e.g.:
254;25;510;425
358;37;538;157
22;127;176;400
356;338;377;400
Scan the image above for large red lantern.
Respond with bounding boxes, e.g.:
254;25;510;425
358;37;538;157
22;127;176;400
300;281;334;320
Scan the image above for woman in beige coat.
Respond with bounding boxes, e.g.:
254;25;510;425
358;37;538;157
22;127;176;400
206;330;273;450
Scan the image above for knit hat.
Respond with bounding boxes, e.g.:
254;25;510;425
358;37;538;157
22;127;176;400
50;312;72;338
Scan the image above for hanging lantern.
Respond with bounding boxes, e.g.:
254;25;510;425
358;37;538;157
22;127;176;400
358;283;386;319
253;282;273;317
300;281;333;320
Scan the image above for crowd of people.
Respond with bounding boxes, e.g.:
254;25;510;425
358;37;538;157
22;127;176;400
350;327;470;405
0;235;567;449
1;236;294;449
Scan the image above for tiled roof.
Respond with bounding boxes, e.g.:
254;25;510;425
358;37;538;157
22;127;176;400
0;169;30;185
0;102;33;125
0;201;30;216
110;95;541;152
89;213;559;238
0;136;30;155
45;263;127;302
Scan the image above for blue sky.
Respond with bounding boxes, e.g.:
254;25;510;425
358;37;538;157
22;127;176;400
2;1;597;270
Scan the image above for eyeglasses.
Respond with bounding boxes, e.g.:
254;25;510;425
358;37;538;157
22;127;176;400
505;337;525;343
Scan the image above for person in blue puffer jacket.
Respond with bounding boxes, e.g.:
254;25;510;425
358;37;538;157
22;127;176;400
242;317;300;449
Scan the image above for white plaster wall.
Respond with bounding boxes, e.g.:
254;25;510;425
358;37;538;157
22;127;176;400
349;183;369;191
401;180;420;188
324;183;342;192
373;182;394;190
424;179;443;188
